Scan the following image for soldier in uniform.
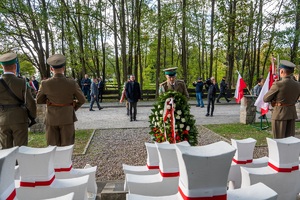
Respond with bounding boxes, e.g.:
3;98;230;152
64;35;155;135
0;52;36;149
36;54;86;146
263;60;300;138
159;67;189;98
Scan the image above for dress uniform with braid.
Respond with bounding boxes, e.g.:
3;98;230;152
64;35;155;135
264;60;300;138
0;53;37;149
36;54;86;146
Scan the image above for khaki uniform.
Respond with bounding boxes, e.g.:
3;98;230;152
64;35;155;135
159;80;189;98
263;75;300;138
0;74;37;149
36;73;85;146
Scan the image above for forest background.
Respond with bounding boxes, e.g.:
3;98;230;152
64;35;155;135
0;0;299;96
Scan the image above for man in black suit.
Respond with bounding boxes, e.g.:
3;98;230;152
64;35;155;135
125;75;141;122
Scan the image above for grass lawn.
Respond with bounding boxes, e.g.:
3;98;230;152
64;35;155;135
28;129;93;155
204;122;300;146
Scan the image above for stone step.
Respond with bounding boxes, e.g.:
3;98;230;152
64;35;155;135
97;180;127;200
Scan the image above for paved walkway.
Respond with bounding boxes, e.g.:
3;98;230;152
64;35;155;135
75;100;270;130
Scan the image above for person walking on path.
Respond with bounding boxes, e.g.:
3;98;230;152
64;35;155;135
37;54;86;146
0;52;36;149
125;75;141;121
263;60;300;138
205;77;219;117
193;77;204;107
216;76;231;103
90;78;103;111
81;74;91;102
159;67;189;98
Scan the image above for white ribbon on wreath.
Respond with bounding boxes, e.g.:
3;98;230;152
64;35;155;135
162;97;176;143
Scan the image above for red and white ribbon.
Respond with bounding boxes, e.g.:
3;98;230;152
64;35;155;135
55;164;73;172
20;174;55;187
178;186;227;200
268;162;299;173
163;98;176;143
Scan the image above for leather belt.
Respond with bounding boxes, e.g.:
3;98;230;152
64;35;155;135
273;102;294;107
47;102;74;107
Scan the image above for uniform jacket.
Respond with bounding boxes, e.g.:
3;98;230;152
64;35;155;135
36;73;86;126
159;80;189;98
90;82;99;97
0;74;36;125
125;81;141;103
263;75;300;120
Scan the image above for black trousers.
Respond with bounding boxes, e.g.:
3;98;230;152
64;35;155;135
207;97;215;115
129;102;137;119
217;91;230;102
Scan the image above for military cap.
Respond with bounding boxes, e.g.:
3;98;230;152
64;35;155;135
163;67;178;76
0;52;17;66
47;54;66;68
279;60;296;71
198;77;202;80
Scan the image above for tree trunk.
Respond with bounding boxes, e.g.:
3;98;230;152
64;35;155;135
156;0;162;97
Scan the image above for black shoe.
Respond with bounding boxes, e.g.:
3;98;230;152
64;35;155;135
130;119;133;122
217;101;221;103
89;109;95;111
205;113;209;117
201;106;204;108
98;107;103;110
210;114;213;117
227;100;231;103
127;113;129;116
196;105;200;107
134;118;137;121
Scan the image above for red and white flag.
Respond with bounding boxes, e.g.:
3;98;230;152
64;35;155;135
234;72;247;103
254;64;275;115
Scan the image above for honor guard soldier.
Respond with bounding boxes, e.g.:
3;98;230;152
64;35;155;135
264;60;300;138
0;52;37;149
159;67;189;98
37;54;86;146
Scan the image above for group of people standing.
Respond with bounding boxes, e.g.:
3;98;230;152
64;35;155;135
193;76;231;117
80;74;104;111
0;49;299;151
0;53;86;150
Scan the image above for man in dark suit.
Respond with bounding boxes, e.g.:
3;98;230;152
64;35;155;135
205;77;219;117
37;54;86;146
0;52;36;149
216;76;231;103
264;60;300;138
125;75;141;121
81;74;91;102
90;78;102;111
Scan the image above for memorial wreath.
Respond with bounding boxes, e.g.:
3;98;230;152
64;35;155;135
149;91;198;146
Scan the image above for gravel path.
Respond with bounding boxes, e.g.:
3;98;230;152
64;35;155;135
72;125;268;181
71;101;270;181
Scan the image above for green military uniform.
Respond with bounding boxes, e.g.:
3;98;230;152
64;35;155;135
36;54;86;146
263;60;300;138
159;67;189;98
0;53;37;149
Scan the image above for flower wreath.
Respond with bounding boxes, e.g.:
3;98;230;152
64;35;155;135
149;91;198;146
